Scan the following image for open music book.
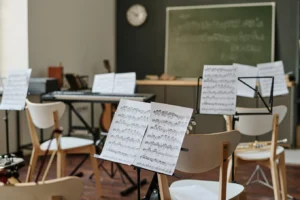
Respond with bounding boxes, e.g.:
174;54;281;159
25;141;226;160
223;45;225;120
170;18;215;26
94;99;193;175
92;72;136;94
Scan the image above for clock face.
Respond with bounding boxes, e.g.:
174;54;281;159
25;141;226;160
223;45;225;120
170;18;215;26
126;4;147;27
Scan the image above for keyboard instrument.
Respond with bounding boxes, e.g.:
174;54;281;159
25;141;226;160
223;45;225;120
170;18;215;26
42;91;155;103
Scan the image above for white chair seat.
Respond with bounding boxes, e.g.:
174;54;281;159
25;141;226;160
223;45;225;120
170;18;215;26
236;146;284;161
170;180;244;200
40;137;93;151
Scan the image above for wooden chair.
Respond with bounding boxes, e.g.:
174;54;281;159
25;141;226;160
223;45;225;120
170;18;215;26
158;130;246;200
0;177;83;200
224;106;287;200
25;99;102;196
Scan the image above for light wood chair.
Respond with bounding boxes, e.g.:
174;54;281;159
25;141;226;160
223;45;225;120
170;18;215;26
224;106;287;200
0;177;83;200
158;130;246;200
25;99;102;196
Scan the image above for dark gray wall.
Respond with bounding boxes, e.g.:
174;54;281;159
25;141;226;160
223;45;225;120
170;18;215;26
116;0;299;80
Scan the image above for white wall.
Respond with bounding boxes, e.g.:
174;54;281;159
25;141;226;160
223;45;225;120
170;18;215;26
0;0;29;77
0;0;115;154
28;0;115;80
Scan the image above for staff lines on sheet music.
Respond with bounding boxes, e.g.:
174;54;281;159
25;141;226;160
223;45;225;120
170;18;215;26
141;147;178;158
100;155;129;164
201;102;235;106
149;124;185;135
146;133;182;144
144;141;179;151
134;162;173;174
139;154;176;167
105;148;135;158
106;140;141;150
201;107;235;112
201;96;236;100
151;118;187;128
204;73;236;78
202;90;236;95
117;113;149;122
204;68;236;73
204;79;236;84
153;110;190;120
108;134;142;144
111;128;145;137
115;119;148;129
119;105;150;115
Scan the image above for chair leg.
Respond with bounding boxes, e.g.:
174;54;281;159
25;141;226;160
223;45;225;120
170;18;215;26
60;152;66;177
227;156;238;182
227;157;232;182
57;151;62;178
278;153;287;200
270;160;281;200
26;149;39;182
89;145;102;197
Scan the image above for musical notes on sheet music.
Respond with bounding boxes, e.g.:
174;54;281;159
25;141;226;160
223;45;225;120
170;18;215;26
113;72;136;94
200;65;238;115
133;102;193;175
97;99;150;165
0;69;32;110
257;61;288;97
234;63;258;98
92;73;115;93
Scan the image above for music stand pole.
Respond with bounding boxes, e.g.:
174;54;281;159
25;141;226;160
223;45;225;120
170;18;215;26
137;167;141;200
4;110;10;157
230;76;274;182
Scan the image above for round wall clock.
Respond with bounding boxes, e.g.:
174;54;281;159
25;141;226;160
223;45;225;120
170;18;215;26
126;4;148;27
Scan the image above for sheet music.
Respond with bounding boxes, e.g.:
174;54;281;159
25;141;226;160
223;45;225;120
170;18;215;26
133;102;193;175
234;63;258;98
96;99;151;165
200;65;237;115
0;77;3;92
113;72;136;94
92;73;115;93
0;69;31;110
257;61;288;97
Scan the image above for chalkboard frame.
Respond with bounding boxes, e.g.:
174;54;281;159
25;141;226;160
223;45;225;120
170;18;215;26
164;2;275;77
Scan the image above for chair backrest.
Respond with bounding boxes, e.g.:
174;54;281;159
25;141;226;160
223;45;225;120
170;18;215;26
0;177;83;200
224;105;287;136
158;130;241;200
176;130;241;174
26;99;65;129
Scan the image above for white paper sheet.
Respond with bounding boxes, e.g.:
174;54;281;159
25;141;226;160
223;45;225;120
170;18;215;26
257;61;288;97
234;63;258;98
133;102;193;175
113;72;136;94
96;99;151;165
92;73;115;93
170;185;218;200
0;69;31;110
200;65;238;115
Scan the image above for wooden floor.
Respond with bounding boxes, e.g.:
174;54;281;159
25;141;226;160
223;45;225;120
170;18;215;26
18;155;300;200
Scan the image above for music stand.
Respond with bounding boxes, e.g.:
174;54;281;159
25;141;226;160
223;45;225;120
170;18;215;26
138;147;189;200
195;76;275;182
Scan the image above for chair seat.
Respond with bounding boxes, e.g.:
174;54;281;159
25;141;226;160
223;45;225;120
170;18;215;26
40;137;94;151
236;146;284;161
170;180;244;200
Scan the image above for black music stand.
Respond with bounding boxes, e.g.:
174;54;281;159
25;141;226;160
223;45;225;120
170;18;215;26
195;76;275;182
140;147;189;200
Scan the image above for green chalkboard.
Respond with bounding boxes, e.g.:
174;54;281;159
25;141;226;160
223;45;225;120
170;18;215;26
165;3;275;77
